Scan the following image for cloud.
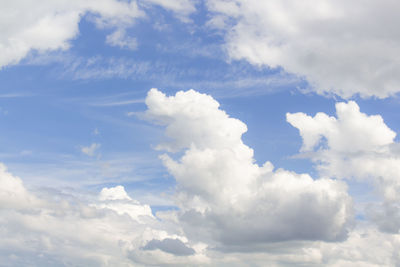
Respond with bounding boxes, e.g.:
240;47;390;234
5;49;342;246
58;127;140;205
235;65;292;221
3;88;400;265
144;88;353;247
0;164;204;266
106;29;137;50
145;0;197;21
143;238;196;256
0;163;39;209
96;186;154;222
207;0;400;98
287;101;400;233
287;101;396;153
0;0;198;69
0;0;144;69
99;185;132;201
81;143;101;157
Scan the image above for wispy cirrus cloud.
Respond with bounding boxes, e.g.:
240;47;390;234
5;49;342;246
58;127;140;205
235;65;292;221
24;52;302;98
0;93;33;98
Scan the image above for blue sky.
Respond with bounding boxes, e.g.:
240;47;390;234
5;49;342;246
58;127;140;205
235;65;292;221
2;0;400;266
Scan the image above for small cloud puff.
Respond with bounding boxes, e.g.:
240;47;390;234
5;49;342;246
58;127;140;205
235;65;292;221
106;29;137;50
81;143;101;157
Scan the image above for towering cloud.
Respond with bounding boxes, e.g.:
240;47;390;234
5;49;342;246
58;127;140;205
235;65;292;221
145;88;353;247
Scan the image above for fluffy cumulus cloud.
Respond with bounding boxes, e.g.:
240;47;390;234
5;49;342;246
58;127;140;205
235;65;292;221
139;88;400;265
144;88;353;247
287;101;400;233
207;0;400;98
0;0;197;69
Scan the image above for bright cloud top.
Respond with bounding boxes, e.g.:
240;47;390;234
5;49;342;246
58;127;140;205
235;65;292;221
287;101;396;153
207;0;400;98
287;101;400;233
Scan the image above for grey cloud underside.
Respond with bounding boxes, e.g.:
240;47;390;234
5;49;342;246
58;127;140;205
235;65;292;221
143;238;195;256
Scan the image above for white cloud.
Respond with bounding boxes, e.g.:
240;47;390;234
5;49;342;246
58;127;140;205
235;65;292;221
0;164;204;266
287;101;396;153
0;0;143;68
287;101;400;233
96;186;155;222
145;88;353;247
0;163;39;209
99;185;132;201
106;29;137;50
81;143;101;157
207;0;400;98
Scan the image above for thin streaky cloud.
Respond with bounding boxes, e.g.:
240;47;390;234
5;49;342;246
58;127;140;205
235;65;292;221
89;98;145;107
0;93;33;98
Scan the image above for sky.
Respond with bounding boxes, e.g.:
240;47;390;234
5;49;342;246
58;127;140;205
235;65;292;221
1;0;400;266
